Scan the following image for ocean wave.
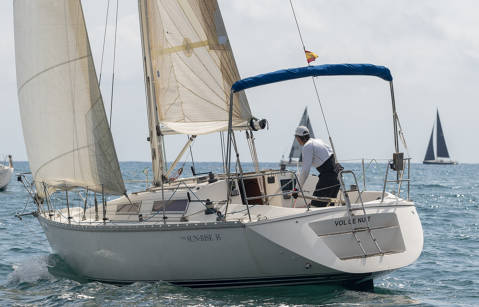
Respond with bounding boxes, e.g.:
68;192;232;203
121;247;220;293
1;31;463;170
6;255;53;285
413;183;450;189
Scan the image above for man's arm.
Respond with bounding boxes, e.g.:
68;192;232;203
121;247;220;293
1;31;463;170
297;143;313;188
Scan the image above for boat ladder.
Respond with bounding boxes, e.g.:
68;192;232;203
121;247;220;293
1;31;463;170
338;170;383;257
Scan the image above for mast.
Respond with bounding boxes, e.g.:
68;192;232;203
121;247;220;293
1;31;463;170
138;0;166;186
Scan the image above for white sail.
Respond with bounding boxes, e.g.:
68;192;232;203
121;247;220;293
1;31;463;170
13;0;126;196
139;0;252;135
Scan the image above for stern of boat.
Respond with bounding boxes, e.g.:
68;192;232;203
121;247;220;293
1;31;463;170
247;195;423;275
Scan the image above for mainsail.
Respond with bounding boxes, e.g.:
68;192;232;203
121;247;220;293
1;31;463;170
436;111;450;158
138;0;252;136
288;107;315;163
13;0;126;196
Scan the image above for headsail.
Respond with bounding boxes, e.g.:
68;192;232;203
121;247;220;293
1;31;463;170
13;0;126;196
288;107;316;163
436;110;450;158
423;126;435;161
138;0;252;136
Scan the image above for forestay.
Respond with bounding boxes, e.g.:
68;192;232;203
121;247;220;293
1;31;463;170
138;0;252;135
13;0;126;196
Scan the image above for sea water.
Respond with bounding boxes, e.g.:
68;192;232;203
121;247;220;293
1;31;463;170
0;161;477;306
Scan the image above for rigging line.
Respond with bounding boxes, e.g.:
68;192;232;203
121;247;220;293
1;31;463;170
220;131;226;174
98;0;111;86
109;0;119;127
289;0;306;51
288;0;333;141
188;135;196;172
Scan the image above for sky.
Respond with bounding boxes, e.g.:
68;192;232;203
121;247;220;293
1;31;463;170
1;0;479;164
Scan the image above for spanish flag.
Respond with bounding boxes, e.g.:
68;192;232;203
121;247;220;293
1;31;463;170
305;50;318;63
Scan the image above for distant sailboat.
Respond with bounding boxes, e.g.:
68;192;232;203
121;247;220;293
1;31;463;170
423;110;457;165
280;107;315;167
0;155;14;191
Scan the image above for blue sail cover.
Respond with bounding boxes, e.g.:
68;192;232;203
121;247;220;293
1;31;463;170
231;64;393;92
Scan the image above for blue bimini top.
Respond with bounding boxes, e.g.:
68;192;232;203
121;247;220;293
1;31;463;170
231;63;393;93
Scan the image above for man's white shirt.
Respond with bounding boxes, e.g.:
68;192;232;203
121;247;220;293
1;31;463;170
297;138;333;188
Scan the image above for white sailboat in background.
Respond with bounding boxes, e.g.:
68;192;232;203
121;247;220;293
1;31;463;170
0;155;14;191
423;109;457;165
280;107;315;167
14;0;423;289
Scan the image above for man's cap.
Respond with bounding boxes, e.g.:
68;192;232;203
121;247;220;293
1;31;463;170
295;126;310;136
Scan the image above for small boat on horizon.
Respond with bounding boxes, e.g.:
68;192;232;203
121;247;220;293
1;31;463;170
423;109;457;165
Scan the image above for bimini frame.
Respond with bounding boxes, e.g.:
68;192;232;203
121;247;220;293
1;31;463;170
225;63;409;219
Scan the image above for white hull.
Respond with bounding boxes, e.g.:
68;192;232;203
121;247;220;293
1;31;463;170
0;166;13;191
37;193;422;288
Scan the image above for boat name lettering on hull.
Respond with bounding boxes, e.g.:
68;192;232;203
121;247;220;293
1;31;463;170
181;233;222;242
334;216;371;227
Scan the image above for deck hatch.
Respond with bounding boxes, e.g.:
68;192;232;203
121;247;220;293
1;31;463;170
152;199;189;213
116;202;141;214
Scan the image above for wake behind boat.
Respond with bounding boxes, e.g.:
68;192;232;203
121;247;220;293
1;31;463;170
13;0;422;290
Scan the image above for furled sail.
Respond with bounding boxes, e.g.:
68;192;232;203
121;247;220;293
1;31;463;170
289;107;316;163
13;0;126;196
138;0;252;135
423;126;435;161
436;111;450;158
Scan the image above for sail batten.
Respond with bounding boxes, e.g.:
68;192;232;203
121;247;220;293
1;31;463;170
14;0;126;196
139;0;252;135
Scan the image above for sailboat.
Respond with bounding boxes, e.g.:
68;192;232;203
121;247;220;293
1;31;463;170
280;107;315;167
0;155;14;191
423;110;457;165
13;0;423;289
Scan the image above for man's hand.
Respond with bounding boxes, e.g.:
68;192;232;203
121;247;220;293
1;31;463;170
334;163;344;173
292;188;298;199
